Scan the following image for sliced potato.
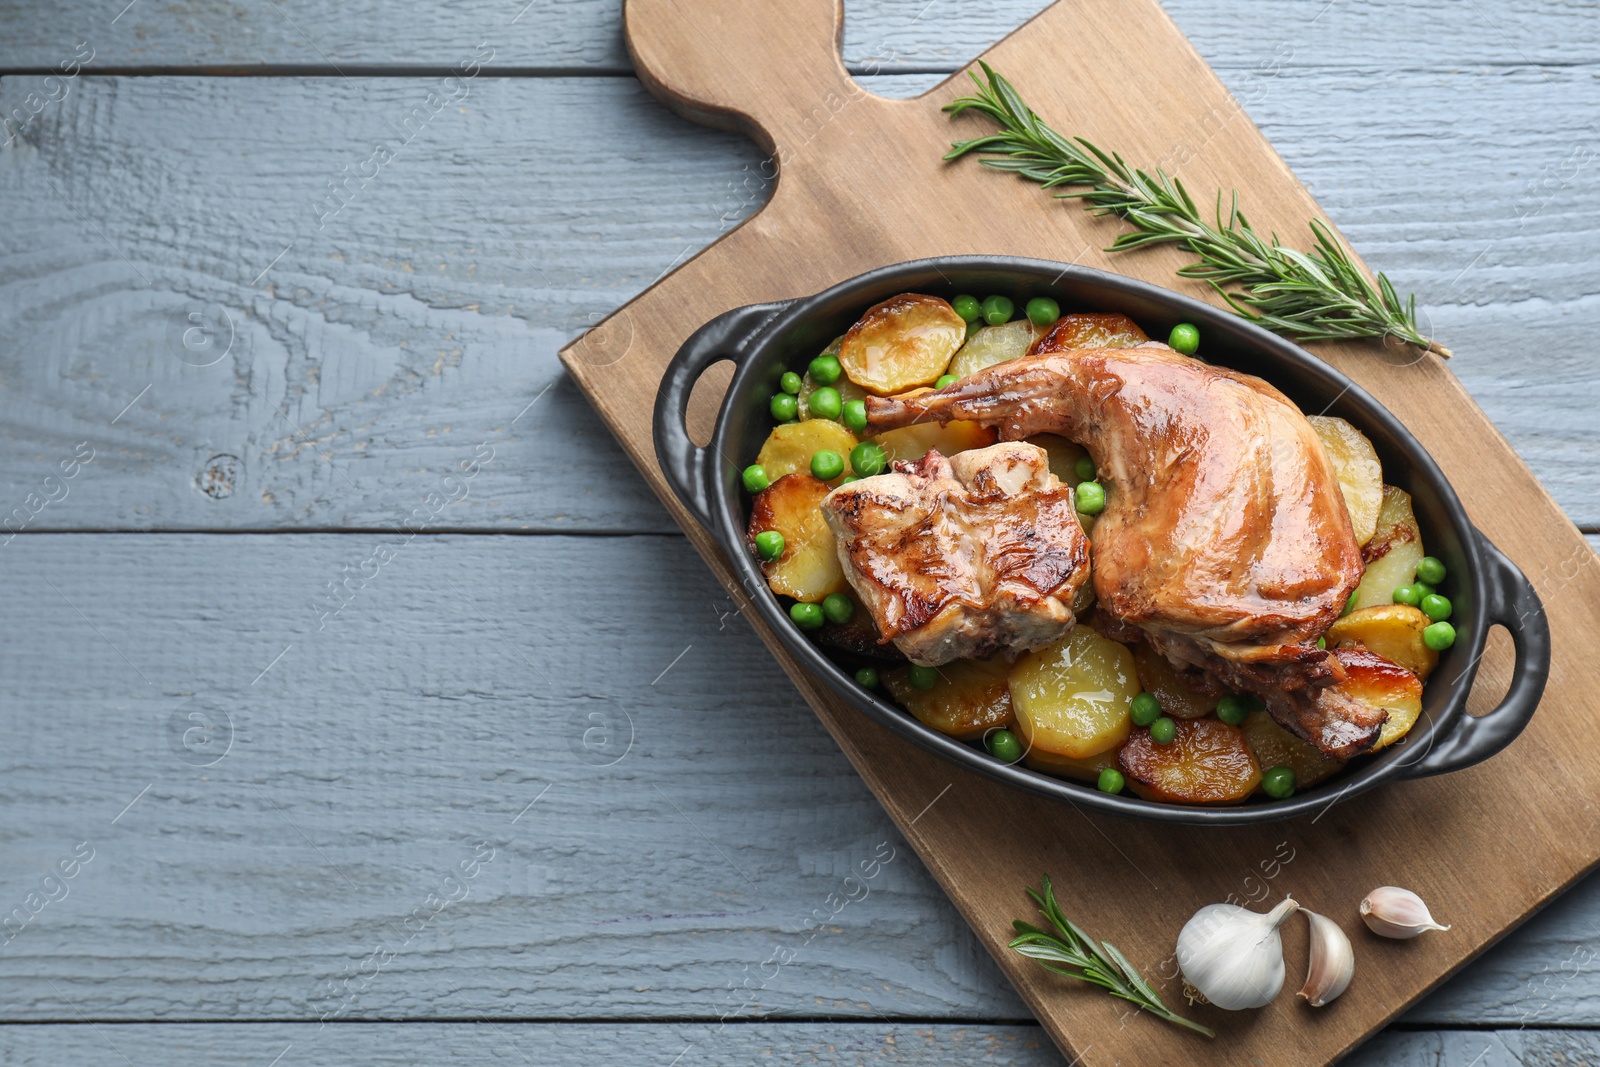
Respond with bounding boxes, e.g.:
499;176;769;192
1132;643;1216;719
1024;745;1119;783
754;420;859;482
1119;718;1261;804
838;293;967;396
1031;313;1150;353
947;319;1046;379
1332;647;1424;751
746;473;847;602
883;657;1013;740
799;371;866;420
871;420;997;466
1352;486;1424;609
1309;415;1383;546
1024;433;1089;487
1009;627;1139;759
1239;710;1345;791
1326;604;1439;682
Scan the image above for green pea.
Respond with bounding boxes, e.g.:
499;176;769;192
1025;297;1061;327
1420;593;1452;622
1416;556;1446;586
770;393;799;421
1097;767;1126;795
981;295;1014;326
1215;695;1249;725
1073;455;1096;483
822;592;855;625
1149;717;1177;745
965;319;983;340
854;666;879;688
1393;584;1422;607
842;399;869;433
811;449;845;481
1130;692;1162;726
1412;581;1436;599
986;728;1023;764
754;530;785;561
789;601;825;630
741;464;770;494
908;665;939;691
1423;621;1457;651
808;354;842;385
935;374;958;389
780;371;803;395
952;294;982;324
1316;636;1327;649
1261;765;1296;799
1075;481;1106;516
839;475;859;485
1168;323;1200;355
1341;590;1358;617
808;386;842;421
850;441;888;478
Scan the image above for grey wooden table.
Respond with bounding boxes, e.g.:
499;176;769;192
0;0;1595;1063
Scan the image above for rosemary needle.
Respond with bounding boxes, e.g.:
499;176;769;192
944;62;1450;358
1009;875;1215;1037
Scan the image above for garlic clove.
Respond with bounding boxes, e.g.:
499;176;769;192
1360;886;1451;939
1176;896;1299;1011
1297;908;1354;1007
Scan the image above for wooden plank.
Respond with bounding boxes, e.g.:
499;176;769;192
0;72;1596;533
0;0;1594;73
0;533;1596;1024
567;0;1600;1062
0;1022;1586;1065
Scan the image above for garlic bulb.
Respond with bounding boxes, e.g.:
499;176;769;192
1297;908;1354;1006
1360;886;1451;939
1176;896;1299;1010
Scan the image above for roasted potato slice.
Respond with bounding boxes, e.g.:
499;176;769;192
746;473;847;602
1132;642;1216;719
871;420;997;466
1009;627;1139;759
1030;313;1149;353
1239;710;1345;791
1024;745;1119;783
1024;433;1090;487
1353;486;1424;609
838;294;967;396
755;420;859;482
1326;604;1439;682
883;657;1013;739
1310;415;1383;546
1119;718;1261;804
947;319;1047;379
1332;647;1424;751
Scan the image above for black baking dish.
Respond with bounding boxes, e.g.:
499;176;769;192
653;256;1550;825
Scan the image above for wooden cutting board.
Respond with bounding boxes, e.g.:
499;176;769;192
560;1;1600;1062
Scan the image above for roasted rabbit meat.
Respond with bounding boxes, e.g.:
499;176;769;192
867;340;1378;757
821;442;1091;666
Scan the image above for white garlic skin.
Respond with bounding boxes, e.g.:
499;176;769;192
1297;908;1354;1007
1360;886;1451;939
1176;896;1299;1010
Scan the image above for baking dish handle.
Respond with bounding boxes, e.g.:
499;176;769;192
653;300;792;531
1397;528;1551;779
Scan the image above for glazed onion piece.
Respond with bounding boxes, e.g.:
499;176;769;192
837;293;967;395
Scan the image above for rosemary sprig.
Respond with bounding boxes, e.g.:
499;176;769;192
1009;875;1215;1038
944;62;1450;358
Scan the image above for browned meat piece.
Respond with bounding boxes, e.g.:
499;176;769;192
867;340;1377;758
821;441;1091;666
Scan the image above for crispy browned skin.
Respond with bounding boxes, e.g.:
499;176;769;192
867;341;1379;757
821;442;1091;666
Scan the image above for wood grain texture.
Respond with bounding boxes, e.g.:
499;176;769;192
566;1;1600;1063
0;532;1595;1028
0;1022;1587;1065
0;0;1594;72
0;70;1596;532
